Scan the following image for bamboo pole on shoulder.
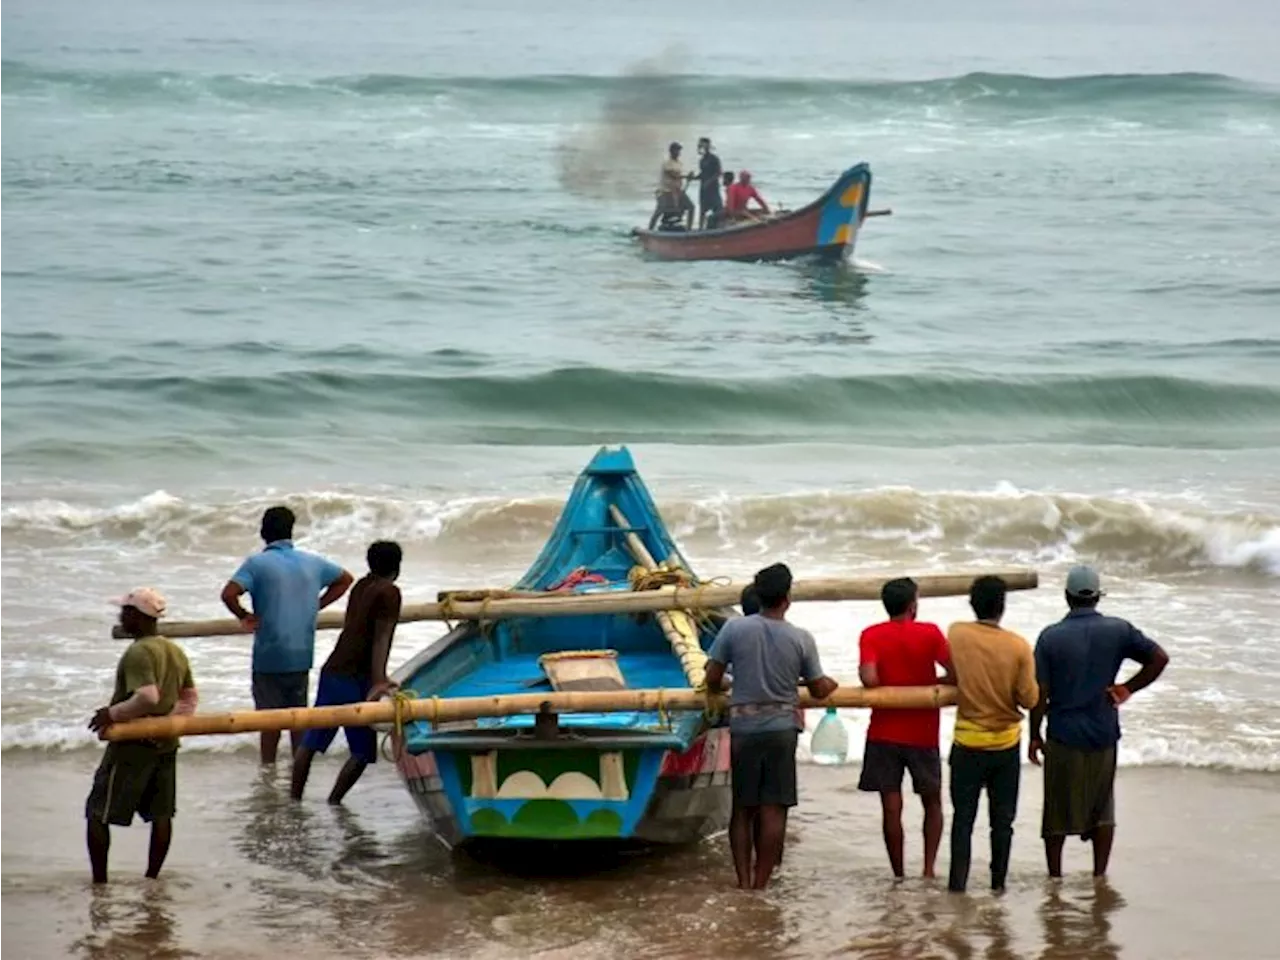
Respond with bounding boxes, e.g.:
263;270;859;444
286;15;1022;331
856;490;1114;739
607;504;707;687
103;684;958;743
116;570;1038;639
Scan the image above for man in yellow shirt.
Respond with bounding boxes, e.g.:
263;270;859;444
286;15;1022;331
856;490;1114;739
946;575;1038;893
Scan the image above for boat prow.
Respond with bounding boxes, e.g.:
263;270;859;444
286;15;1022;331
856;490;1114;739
633;163;874;263
390;447;732;846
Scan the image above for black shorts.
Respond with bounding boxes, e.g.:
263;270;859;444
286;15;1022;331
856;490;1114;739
252;671;309;710
858;741;942;795
86;743;177;826
699;187;723;214
731;729;799;808
1042;741;1117;838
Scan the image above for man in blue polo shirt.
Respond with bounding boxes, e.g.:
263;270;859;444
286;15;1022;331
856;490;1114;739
1029;565;1169;879
221;506;353;764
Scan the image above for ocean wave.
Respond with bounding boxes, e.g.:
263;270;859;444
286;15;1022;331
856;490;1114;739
5;486;1277;578
4;724;1275;772
5;60;1276;114
4;369;1278;449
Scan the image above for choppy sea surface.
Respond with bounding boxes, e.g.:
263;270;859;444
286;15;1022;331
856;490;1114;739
4;0;1280;777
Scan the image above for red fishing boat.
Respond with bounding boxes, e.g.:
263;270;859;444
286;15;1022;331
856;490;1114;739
632;163;883;263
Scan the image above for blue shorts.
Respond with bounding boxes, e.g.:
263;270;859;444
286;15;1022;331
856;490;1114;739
301;672;377;765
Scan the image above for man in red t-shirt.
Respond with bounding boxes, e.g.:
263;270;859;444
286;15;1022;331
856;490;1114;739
725;170;771;222
858;577;955;879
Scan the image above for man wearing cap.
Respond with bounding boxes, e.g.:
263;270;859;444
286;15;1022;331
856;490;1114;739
1029;565;1169;878
648;141;695;231
86;588;198;883
705;563;839;889
221;505;353;764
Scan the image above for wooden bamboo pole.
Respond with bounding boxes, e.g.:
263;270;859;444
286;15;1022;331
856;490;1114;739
608;504;708;688
115;570;1038;639
104;684;958;742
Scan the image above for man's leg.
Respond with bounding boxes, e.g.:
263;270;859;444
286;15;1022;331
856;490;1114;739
921;791;944;878
987;746;1021;891
879;791;906;878
260;730;281;765
947;745;982;893
752;805;786;889
328;757;369;805
859;742;907;878
146;819;172;879
291;745;316;800
648;200;662;231
87;820;110;884
729;806;756;889
1045;836;1066;878
1091;825;1116;877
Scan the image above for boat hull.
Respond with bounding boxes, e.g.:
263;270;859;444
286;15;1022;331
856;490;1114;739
633;163;872;263
394;727;730;847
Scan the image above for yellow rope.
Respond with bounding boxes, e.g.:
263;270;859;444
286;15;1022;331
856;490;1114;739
656;687;670;730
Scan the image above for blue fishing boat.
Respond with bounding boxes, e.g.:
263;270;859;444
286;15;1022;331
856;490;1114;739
389;447;732;847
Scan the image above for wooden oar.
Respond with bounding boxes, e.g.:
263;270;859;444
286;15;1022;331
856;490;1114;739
112;570;1039;639
607;504;707;687
865;208;893;217
103;683;958;742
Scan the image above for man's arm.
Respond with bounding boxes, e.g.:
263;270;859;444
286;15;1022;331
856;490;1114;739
318;567;354;611
704;659;728;694
221;579;257;630
173;660;199;716
858;629;880;687
753;189;771;214
801;634;839;700
367;589;402;699
1015;643;1039;710
1028;638;1049;765
1110;629;1169;705
173;686;199;716
936;626;956;685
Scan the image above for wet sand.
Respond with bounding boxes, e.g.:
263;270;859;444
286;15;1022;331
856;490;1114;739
2;751;1277;960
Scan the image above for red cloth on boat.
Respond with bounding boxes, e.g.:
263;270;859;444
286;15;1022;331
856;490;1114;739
547;567;608;592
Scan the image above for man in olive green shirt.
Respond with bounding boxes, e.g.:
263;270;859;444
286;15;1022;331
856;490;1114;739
86;588;198;884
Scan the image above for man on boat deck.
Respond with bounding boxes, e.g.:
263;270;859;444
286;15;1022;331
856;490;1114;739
1030;565;1169;879
692;136;724;230
292;540;403;804
86;588;198;884
647;141;695;231
221;505;353;765
706;563;838;889
725;170;770;222
858;577;954;880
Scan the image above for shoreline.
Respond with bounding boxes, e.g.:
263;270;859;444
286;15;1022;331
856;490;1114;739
3;752;1277;959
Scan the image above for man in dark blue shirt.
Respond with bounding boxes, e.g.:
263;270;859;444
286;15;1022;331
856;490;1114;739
1029;565;1169;879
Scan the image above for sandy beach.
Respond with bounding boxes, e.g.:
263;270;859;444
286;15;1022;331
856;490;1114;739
3;751;1277;959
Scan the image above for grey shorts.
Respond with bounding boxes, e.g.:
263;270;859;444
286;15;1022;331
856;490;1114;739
252;671;310;710
858;741;943;795
731;729;799;808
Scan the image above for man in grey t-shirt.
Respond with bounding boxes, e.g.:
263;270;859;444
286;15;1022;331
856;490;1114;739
706;563;838;890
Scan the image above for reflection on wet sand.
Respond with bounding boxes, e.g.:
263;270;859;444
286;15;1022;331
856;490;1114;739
1039;878;1125;960
77;883;191;960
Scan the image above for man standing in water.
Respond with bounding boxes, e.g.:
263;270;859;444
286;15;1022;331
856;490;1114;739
946;576;1039;893
858;577;953;880
692;136;723;230
292;541;403;804
221;505;353;764
706;563;838;889
1030;565;1169;878
86;588;198;883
